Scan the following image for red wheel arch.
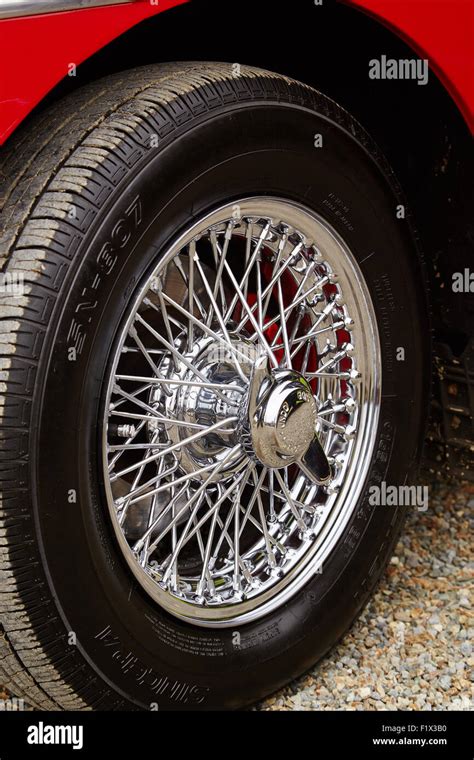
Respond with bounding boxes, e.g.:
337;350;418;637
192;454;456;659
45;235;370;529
0;0;472;145
344;0;474;133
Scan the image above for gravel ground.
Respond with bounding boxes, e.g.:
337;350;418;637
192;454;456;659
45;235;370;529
1;481;472;711
255;481;473;711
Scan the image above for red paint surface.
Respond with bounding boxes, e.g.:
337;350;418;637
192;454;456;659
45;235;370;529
345;0;474;131
0;0;187;144
0;0;472;144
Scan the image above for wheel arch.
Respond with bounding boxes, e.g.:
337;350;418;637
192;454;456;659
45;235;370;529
2;0;471;353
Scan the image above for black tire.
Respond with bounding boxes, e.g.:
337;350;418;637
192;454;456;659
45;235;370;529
0;62;429;710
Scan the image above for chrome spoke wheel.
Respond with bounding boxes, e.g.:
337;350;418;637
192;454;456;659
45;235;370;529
102;198;381;626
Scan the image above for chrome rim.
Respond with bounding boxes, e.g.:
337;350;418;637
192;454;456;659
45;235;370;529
102;198;381;627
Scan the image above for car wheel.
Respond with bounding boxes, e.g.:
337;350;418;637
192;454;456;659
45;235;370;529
0;62;429;710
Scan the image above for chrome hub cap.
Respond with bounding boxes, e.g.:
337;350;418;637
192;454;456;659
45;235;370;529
102;198;381;626
247;366;319;468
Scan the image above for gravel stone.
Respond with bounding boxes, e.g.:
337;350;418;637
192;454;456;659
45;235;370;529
256;481;474;711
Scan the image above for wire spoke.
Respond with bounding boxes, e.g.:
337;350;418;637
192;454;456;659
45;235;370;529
222;220;271;323
159;290;251;373
135;312;231;403
116;373;246;394
222;259;279;368
111;417;238;481
234;241;304;332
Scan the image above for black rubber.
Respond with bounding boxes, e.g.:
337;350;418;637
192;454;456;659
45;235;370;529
0;62;430;710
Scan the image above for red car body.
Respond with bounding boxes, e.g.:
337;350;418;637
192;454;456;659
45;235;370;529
0;0;472;146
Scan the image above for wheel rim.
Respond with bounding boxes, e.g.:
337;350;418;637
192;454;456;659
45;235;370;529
102;198;381;627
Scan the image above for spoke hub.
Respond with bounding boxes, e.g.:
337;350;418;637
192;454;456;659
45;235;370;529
148;332;254;477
